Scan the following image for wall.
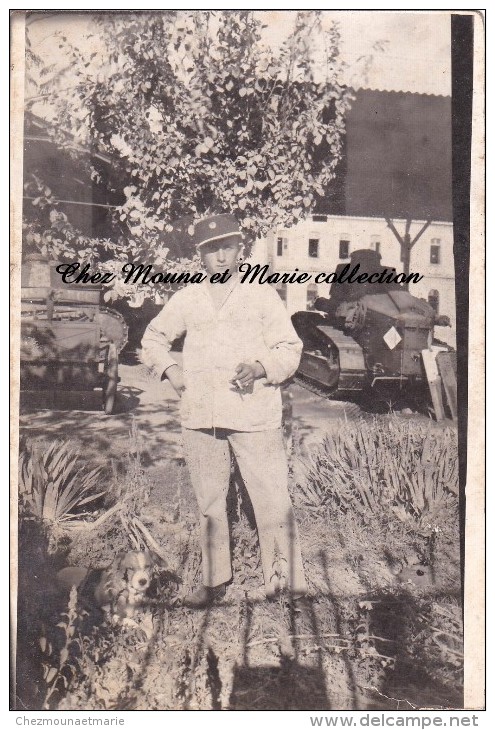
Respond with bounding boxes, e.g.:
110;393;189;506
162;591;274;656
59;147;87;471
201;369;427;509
343;90;452;221
255;214;456;348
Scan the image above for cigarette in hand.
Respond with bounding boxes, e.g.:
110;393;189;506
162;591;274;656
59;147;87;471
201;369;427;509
233;379;245;399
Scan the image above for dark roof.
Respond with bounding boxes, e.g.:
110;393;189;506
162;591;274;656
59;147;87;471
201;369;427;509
25;87;453;236
341;89;452;221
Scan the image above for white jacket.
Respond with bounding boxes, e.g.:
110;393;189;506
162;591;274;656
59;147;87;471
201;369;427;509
141;277;302;431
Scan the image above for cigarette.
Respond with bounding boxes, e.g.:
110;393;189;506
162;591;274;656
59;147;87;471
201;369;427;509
234;380;244;400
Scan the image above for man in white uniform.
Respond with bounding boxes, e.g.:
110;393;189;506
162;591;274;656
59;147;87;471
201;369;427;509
141;214;307;607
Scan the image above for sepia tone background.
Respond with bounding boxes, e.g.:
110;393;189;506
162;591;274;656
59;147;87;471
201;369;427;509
10;10;484;712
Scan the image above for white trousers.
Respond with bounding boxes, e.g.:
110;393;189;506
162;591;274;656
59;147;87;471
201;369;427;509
182;428;307;596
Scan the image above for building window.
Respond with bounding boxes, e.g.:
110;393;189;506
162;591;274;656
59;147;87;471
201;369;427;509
276;237;288;256
308;238;319;258
339;239;350;259
312;214;328;222
428;289;440;314
371;235;381;255
275;283;287;303
430;239;441;264
306;284;319;310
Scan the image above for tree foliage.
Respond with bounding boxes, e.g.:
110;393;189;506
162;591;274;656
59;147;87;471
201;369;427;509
25;10;353;302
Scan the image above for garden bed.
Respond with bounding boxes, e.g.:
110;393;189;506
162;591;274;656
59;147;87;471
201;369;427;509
15;415;462;711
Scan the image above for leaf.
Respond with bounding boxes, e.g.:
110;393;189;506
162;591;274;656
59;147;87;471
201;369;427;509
25;10;353;281
358;601;374;611
46;667;58;684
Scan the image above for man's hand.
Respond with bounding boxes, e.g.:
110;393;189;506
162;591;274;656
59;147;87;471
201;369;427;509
232;361;266;390
165;364;185;397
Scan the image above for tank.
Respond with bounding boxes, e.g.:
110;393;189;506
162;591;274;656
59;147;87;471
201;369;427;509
20;256;128;414
291;249;454;411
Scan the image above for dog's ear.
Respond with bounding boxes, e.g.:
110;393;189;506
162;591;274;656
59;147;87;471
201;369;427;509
115;552;131;571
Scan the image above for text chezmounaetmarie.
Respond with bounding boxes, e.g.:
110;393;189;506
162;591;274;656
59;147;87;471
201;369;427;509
55;262;424;287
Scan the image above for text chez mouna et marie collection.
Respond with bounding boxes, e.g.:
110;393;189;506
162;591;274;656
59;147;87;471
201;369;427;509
55;262;424;287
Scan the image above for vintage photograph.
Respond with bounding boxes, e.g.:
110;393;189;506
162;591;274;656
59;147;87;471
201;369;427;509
11;9;480;712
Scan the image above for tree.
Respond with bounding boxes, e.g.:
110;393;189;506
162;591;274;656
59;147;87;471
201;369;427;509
385;217;433;289
25;10;353;303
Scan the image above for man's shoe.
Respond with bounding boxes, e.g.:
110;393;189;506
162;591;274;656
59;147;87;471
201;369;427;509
266;588;307;603
291;590;307;601
183;584;226;609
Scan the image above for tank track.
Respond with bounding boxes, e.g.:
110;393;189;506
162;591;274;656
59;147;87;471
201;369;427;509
293;372;336;399
95;306;128;353
293;373;365;419
295;324;368;399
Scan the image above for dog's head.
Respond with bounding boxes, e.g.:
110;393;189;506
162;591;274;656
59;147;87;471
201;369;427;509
94;549;173;619
117;550;154;595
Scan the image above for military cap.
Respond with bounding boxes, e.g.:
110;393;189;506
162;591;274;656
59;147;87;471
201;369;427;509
193;214;243;249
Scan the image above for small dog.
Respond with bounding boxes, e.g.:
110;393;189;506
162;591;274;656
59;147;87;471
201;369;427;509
94;550;154;619
57;550;156;621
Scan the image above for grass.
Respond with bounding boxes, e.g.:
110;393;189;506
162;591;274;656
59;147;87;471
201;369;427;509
18;437;106;527
300;416;458;536
15;415;463;711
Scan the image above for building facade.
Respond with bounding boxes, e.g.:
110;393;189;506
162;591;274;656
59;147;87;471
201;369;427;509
253;88;456;348
253;214;456;348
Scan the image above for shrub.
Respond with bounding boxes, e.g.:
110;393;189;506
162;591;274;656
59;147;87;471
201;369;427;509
18;438;106;527
299;417;458;535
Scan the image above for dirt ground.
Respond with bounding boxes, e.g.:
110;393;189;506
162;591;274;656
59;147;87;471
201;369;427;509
17;356;462;711
18;352;368;474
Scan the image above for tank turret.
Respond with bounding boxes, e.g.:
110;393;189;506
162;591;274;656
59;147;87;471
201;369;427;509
291;250;454;414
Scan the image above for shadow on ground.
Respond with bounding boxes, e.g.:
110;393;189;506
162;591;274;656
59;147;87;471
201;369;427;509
19;363;184;466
